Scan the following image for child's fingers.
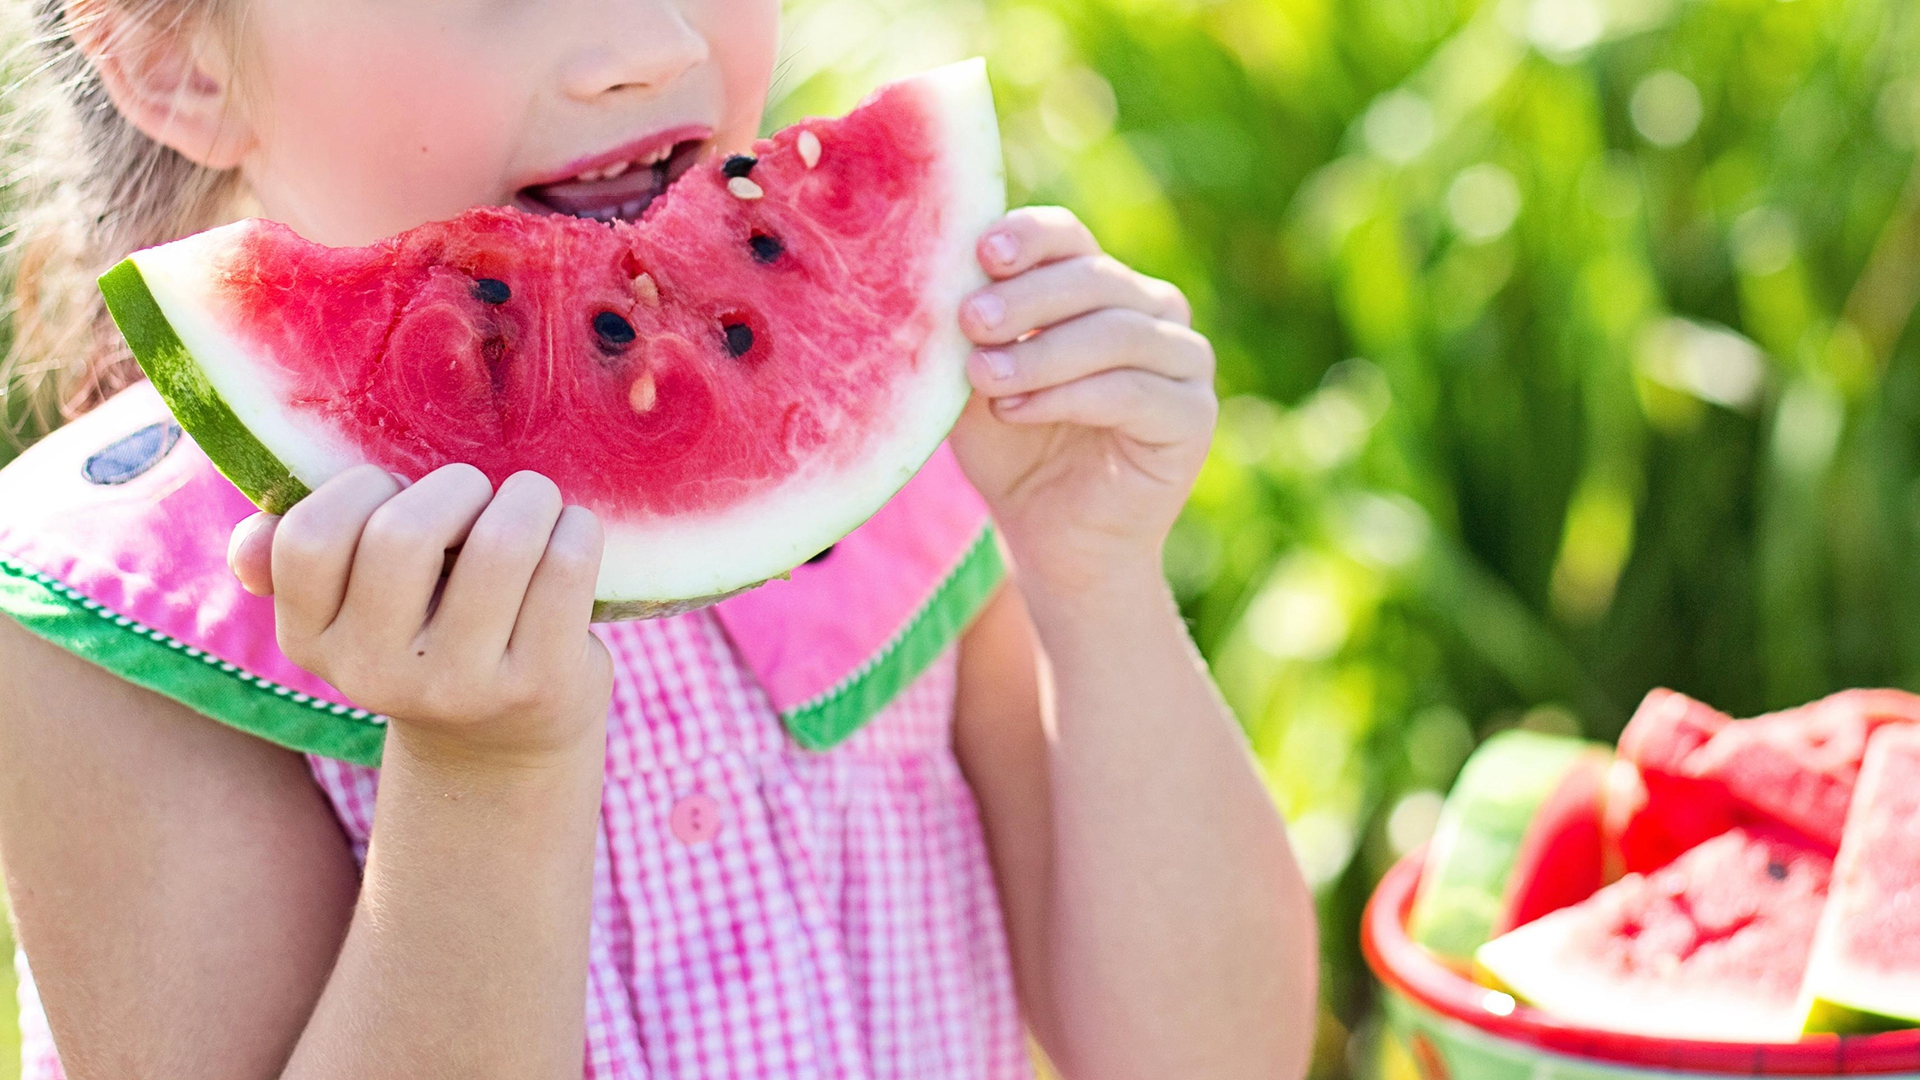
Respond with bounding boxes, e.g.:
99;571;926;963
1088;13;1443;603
507;506;604;675
228;513;280;597
976;206;1102;280
330;464;494;649
961;255;1191;346
966;308;1215;399
429;471;566;663
271;464;403;653
991;368;1218;448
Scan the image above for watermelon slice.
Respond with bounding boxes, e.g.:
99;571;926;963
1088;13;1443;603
1800;724;1920;1033
1407;730;1611;966
1604;690;1740;874
1474;826;1833;1043
98;61;1006;619
1612;688;1920;863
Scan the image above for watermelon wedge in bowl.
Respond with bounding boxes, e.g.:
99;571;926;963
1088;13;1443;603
99;59;1006;620
1365;849;1920;1078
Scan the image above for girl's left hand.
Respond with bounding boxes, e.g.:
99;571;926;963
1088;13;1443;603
951;207;1217;601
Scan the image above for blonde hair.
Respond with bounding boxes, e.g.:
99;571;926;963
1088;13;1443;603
2;0;242;442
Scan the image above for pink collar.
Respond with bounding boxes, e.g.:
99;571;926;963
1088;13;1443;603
0;382;1001;762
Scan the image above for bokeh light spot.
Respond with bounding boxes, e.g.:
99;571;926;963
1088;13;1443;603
1447;163;1523;243
1631;70;1704;147
1363;90;1435;164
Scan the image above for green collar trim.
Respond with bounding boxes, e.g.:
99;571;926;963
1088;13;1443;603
0;557;388;765
0;529;1005;761
781;525;1005;751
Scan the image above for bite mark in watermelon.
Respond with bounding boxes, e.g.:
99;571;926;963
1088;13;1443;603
1407;730;1611;967
1474;826;1833;1044
1800;723;1920;1033
99;61;1006;619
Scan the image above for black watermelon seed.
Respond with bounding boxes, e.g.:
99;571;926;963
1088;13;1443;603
473;278;511;304
724;322;755;358
749;233;785;264
807;544;836;564
722;154;759;179
1767;861;1789;881
594;311;637;348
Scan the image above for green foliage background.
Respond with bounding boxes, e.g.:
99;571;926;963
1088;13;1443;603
8;0;1920;1076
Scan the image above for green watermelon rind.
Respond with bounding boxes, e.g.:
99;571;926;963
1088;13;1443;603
1801;996;1916;1036
98;259;312;516
1408;730;1608;963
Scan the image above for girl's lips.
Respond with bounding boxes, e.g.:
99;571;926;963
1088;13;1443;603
523;125;714;190
519;130;712;223
519;138;707;222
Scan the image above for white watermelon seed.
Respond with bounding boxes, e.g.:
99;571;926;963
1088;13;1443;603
629;372;658;413
727;177;765;200
632;272;659;305
798;130;822;169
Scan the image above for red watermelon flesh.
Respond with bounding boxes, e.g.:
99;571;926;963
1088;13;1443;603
1801;723;1920;1031
1604;691;1741;874
1616;688;1731;772
101;61;1005;617
1614;688;1920;862
1497;750;1608;933
1475;826;1833;1043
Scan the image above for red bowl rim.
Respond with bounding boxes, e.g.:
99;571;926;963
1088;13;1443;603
1362;849;1920;1075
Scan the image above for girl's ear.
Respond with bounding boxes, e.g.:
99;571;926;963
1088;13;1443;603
64;0;255;170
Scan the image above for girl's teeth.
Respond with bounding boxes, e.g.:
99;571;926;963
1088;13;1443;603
601;160;631;181
642;145;673;166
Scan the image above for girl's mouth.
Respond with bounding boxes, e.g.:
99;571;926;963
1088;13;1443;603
516;138;708;223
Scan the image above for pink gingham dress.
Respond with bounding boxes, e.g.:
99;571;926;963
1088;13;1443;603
0;384;1032;1080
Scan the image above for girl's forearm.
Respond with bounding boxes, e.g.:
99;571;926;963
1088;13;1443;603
281;722;606;1080
1023;569;1318;1080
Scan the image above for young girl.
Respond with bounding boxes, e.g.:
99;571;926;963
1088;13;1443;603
0;1;1316;1078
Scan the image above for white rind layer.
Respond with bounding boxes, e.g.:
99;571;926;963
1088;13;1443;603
1476;908;1809;1043
1796;726;1920;1030
130;59;1005;607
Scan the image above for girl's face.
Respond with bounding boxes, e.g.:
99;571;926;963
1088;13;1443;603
231;0;780;246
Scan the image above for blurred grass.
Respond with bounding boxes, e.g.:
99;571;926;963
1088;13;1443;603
7;0;1920;1077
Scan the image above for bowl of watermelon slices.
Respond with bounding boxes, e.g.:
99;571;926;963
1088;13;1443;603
1362;689;1920;1078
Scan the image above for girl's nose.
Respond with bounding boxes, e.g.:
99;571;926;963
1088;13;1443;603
560;0;710;99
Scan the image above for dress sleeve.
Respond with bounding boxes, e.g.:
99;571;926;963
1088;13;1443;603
0;383;386;765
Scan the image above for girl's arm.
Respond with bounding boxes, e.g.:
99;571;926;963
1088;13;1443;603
956;582;1317;1080
950;208;1318;1080
0;465;613;1080
0;619;359;1080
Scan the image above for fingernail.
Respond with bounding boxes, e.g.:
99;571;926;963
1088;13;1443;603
996;393;1030;411
978;350;1016;381
984;231;1018;266
968;292;1006;329
227;516;263;566
389;471;413;490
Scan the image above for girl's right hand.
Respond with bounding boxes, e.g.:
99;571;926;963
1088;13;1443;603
226;463;613;768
